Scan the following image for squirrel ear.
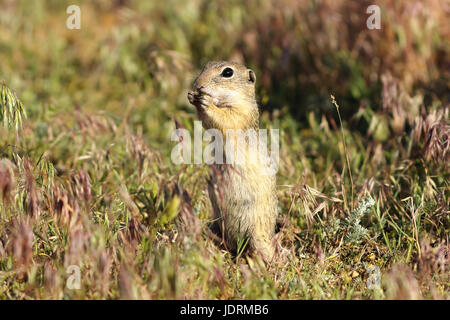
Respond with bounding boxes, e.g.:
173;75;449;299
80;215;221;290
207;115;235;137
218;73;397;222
248;69;256;84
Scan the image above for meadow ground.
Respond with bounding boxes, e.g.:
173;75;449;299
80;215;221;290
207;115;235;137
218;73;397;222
0;1;448;299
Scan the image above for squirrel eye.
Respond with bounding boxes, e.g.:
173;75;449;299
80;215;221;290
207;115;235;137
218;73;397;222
221;67;234;78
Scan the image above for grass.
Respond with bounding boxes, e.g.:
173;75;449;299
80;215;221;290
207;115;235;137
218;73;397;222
0;0;448;300
0;83;26;130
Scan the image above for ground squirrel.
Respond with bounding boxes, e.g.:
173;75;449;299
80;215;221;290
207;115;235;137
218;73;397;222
188;61;278;262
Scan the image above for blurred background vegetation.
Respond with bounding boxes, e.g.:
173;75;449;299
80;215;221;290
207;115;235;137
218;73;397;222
0;0;448;299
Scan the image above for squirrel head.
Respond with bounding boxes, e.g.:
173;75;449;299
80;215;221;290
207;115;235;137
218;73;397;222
193;61;257;109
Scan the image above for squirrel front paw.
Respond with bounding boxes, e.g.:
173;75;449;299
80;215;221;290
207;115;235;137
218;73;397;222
188;91;214;112
187;90;197;105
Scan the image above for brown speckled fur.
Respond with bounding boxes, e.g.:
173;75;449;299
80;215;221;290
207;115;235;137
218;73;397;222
188;61;278;262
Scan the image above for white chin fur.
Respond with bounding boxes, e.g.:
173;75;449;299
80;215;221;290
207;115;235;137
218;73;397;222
201;87;240;108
